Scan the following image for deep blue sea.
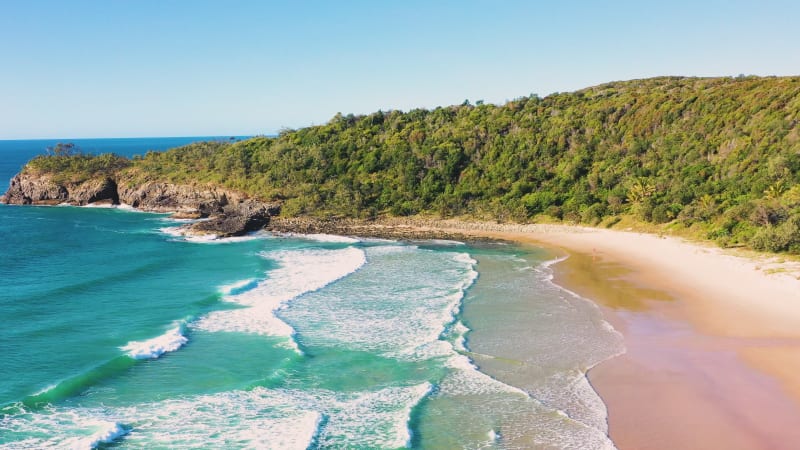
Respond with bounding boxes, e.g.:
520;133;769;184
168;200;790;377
0;138;623;449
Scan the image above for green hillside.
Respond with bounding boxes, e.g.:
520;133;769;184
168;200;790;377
25;76;800;252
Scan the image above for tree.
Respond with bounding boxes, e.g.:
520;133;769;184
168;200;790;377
47;142;78;156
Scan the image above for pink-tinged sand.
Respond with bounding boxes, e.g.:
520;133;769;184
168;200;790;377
424;221;800;449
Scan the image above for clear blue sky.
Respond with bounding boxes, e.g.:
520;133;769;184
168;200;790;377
1;0;798;139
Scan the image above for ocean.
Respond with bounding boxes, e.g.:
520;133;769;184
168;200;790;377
0;138;623;449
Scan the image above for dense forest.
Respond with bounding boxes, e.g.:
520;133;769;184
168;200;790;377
24;76;800;252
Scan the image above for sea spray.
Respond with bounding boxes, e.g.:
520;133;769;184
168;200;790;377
120;326;188;360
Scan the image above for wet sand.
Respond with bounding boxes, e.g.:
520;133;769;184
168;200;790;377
556;250;800;450
422;222;800;449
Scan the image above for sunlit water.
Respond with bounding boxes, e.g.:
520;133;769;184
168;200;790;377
0;139;623;449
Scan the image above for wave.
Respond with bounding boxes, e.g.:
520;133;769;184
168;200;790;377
499;252;625;438
51;202;142;213
450;320;471;353
183;233;264;244
194;246;367;352
16;357;136;409
120;325;188;360
64;420;129;450
278;246;530;400
218;278;259;296
0;408;129;450
158;226;266;244
424;239;466;246
12;325;190;409
273;232;361;243
1;383;430;449
82;203;117;209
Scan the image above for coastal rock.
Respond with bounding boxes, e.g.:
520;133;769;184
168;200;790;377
1;171;282;237
266;217;480;242
69;177;119;205
117;181;235;216
189;200;279;237
1;173;68;205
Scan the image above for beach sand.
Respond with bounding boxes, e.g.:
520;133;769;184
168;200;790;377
422;221;800;449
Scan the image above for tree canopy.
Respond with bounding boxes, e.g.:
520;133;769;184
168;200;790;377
23;76;800;253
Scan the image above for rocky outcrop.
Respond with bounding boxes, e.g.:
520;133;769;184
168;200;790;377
1;172;281;237
190;200;281;237
117;181;237;216
266;217;482;242
1;173;69;205
1;173;118;206
69;177;119;205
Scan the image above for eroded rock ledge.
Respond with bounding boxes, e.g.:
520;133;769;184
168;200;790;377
1;172;280;237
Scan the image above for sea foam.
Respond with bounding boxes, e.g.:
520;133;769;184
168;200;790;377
194;246;367;351
219;278;259;296
2;383;430;449
120;326;188;359
64;420;129;450
274;232;360;243
0;408;129;450
159;226;265;244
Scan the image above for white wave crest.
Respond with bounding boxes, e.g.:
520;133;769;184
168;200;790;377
439;352;530;397
64;420;128;450
276;232;361;243
194;247;367;350
426;239;466;246
1;382;431;449
183;233;263;244
124;384;429;448
120;326;188;359
0;409;129;450
159;226;265;244
219;278;259;296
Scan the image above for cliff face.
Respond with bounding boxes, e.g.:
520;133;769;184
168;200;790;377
2;173;70;205
1;172;281;237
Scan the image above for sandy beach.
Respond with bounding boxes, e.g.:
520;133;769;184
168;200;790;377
415;221;800;449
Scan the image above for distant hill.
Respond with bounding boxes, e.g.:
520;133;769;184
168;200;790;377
12;76;800;252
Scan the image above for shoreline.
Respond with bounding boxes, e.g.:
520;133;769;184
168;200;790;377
416;220;800;449
274;216;800;448
9;203;800;447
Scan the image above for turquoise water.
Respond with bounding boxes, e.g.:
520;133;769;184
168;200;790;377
0;139;623;449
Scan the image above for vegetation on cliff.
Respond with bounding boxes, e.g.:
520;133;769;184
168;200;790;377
18;76;800;253
27;143;131;184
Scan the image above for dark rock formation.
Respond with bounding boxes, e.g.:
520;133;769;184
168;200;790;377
1;172;281;237
70;177;119;205
117;181;235;216
190;200;281;237
1;173;68;205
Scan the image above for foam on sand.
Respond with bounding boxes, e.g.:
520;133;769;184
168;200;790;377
120;326;188;359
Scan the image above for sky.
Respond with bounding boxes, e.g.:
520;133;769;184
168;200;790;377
1;0;799;139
